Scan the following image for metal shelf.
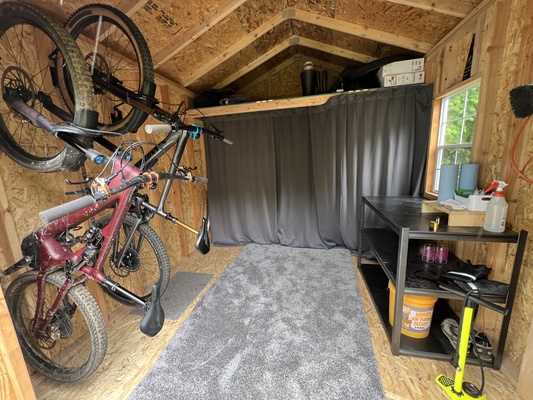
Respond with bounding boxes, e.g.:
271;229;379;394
359;195;528;370
359;263;495;365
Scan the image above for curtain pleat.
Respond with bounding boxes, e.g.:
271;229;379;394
205;85;433;251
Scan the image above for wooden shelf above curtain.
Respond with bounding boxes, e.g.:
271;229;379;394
186;85;434;119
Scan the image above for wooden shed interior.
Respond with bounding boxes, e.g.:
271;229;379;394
0;0;532;399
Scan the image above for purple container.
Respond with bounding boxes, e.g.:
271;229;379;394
422;244;435;263
435;246;449;264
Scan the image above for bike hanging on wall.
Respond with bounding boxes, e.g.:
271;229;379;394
0;1;232;382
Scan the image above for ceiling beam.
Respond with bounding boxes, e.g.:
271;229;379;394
180;12;287;87
296;37;377;64
152;0;249;69
213;38;293;89
293;9;433;54
184;6;428;87
116;0;148;16
385;0;476;18
238;53;345;94
212;36;378;89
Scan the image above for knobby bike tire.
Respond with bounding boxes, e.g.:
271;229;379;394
6;271;107;382
0;2;97;172
66;4;155;133
99;214;171;307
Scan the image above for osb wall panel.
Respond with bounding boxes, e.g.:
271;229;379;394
335;0;461;43
0;155;74;291
183;21;291;90
129;0;227;56
425;0;533;375
189;45;262;93
288;0;337;17
156;13;247;81
251;20;293;54
234;0;285;32
239;52;344;100
154;0;289;83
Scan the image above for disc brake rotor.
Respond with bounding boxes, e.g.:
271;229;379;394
1;66;36;108
110;247;141;277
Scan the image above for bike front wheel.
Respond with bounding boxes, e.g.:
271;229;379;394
0;2;97;172
6;271;107;382
66;4;155;133
99;214;171;307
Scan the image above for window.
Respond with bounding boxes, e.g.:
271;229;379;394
434;83;480;191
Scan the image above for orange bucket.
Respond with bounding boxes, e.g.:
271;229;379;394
388;281;437;339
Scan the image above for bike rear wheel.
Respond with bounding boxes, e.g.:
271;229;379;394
6;271;107;382
99;214;171;307
66;4;155;133
0;2;97;172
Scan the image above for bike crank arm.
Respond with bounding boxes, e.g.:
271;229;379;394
101;277;164;337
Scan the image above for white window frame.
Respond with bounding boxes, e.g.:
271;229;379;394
433;83;480;192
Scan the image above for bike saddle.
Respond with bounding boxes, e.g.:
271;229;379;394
140;283;164;337
195;217;211;255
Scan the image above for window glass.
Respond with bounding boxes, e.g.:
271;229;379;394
434;84;480;191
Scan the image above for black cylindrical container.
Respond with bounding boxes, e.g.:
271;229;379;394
300;61;317;96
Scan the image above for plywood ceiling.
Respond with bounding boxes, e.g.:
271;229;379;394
22;0;483;96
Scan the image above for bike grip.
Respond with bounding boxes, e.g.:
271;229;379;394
222;137;233;145
39;195;96;223
193;176;208;184
145;124;172;134
85;148;106;164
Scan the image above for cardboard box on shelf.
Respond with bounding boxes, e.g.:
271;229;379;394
379;71;425;87
377;58;425;79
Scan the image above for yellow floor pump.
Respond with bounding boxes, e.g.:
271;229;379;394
436;283;507;400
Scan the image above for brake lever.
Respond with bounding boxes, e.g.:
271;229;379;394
65;177;92;185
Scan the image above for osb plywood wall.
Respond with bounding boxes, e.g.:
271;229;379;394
425;0;533;388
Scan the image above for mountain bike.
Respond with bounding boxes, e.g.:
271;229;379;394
1;92;228;382
0;2;232;305
0;2;232;382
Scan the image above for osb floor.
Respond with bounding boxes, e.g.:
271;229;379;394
31;246;522;400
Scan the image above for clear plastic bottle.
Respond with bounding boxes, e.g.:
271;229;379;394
483;181;508;232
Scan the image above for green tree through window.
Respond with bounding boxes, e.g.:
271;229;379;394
434;84;480;191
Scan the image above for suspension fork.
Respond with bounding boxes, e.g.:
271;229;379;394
108;193;154;268
32;268;86;338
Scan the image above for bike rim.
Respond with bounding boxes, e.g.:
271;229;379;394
69;14;145;131
0;21;71;162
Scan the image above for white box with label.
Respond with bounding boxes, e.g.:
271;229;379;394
379;71;425;87
377;58;425;79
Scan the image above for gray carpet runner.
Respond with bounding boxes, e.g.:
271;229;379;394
128;244;385;399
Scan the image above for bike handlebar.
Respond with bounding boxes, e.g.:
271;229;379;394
39;170;207;223
145;123;233;145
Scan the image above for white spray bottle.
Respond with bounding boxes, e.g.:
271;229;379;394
483;180;508;232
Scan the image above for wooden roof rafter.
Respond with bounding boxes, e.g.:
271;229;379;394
152;0;249;68
385;0;476;18
212;35;378;90
116;0;149;17
173;7;432;88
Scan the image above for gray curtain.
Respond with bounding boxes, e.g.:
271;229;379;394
205;84;433;251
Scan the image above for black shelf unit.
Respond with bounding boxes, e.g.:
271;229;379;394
358;196;528;369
